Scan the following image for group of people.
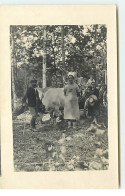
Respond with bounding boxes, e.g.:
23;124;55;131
22;72;107;131
63;73;105;129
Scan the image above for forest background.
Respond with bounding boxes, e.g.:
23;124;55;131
10;25;107;109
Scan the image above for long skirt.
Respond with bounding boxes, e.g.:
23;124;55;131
64;96;80;120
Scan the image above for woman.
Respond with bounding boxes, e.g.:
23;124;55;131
64;74;80;129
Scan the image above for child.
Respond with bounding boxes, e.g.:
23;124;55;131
64;74;80;129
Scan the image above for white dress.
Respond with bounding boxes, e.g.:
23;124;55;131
64;83;80;120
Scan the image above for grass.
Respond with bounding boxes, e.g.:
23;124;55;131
13;108;108;172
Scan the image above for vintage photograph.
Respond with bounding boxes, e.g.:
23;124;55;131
11;25;108;172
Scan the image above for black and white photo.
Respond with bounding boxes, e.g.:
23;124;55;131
11;25;108;172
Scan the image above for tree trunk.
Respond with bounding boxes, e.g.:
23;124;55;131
10;26;17;110
61;26;66;86
43;26;47;88
61;26;65;68
94;25;97;81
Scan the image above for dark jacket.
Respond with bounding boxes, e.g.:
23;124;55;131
91;88;99;98
22;87;39;107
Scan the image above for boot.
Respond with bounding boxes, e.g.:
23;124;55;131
31;116;36;129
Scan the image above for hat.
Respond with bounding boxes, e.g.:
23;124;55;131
68;72;76;78
68;74;74;79
88;95;97;106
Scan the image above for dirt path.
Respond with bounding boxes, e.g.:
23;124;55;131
13;114;108;172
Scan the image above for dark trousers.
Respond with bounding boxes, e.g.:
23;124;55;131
29;107;37;128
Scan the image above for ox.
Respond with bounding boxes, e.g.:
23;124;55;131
42;88;65;123
37;87;85;123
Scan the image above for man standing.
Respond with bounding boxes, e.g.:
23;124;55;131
86;75;95;86
22;79;40;131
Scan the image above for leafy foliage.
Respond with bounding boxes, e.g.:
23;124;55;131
10;25;107;98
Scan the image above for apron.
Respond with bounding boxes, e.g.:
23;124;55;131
64;83;80;120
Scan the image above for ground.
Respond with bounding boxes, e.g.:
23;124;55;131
13;107;108;172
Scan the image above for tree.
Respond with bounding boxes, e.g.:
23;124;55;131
43;26;47;88
10;26;17;110
61;26;65;68
10;24;107;101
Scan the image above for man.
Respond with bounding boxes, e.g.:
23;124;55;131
91;81;99;98
84;80;101;126
83;85;92;99
84;95;101;127
22;79;40;131
86;75;95;86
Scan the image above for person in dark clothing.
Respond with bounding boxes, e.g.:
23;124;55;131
84;81;101;127
84;95;101;127
84;85;92;99
90;81;100;114
22;79;40;131
91;81;99;98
